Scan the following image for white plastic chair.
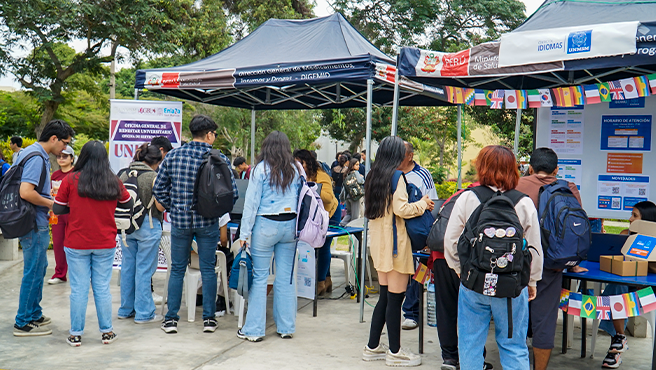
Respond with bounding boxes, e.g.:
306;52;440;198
159;231;172;316
183;241;230;322
330;218;372;289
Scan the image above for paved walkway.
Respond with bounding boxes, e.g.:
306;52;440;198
0;251;653;369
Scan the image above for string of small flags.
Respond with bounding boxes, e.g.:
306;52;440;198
560;287;656;319
444;74;656;109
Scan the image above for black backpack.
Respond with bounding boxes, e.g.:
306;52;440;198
193;149;235;219
427;189;469;252
115;169;153;246
0;152;47;239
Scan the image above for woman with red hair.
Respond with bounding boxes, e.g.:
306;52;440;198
443;145;543;370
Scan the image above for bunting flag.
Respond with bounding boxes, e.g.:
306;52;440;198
538;89;553;107
446;86;465;104
581;295;597;319
620;78;639;99
609;80;625;100
559;289;570;311
638;287;656;313
505;90;518;109
553;87;576;107
517;90;528;109
527;90;542;108
624;292;641;317
413;263;429;284
490;90;505;109
584;85;601;104
485;90;494;106
598;82;612;102
648;73;656;94
464;88;475;106
597;296;611;320
572;86;585;106
568;292;582;316
634;76;650;97
474;89;487;106
610;295;629;319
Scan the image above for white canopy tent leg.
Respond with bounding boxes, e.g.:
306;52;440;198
134;88;139;100
390;68;400;136
514;108;522;157
360;79;373;323
457;105;463;190
250;108;256;166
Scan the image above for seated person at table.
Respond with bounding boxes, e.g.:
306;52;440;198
599;200;656;369
515;147;587;370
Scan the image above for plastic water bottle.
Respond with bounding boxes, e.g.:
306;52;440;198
426;283;437;327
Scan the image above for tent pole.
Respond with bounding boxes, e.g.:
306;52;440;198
391;65;400;136
134;88;139;100
361;79;373;323
250;109;256;166
457;105;462;190
514;109;522;157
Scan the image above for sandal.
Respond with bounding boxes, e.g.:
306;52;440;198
67;335;81;347
101;332;117;344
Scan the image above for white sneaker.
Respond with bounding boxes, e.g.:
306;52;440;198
48;278;65;285
135;314;164;324
152;292;164;305
363;343;389;361
386;348;422;367
215;310;226;318
401;318;418;330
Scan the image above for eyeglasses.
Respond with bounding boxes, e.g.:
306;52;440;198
56;154;71;159
59;138;71;146
210;131;217;137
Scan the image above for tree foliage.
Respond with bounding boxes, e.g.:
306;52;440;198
467;107;535;157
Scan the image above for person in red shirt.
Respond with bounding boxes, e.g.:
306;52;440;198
48;145;75;285
54;141;133;347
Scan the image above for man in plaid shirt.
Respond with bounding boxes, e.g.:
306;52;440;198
153;115;237;334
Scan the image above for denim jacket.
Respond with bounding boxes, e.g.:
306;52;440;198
239;163;301;240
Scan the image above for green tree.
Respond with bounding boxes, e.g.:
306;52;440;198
467;107;534;157
225;0;314;38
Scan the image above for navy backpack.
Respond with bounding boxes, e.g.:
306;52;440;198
391;170;435;253
538;180;591;269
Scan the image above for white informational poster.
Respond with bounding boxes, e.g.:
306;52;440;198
550;108;584;154
597;174;650;212
113;239;168;271
296;243;316;300
557;159;582;189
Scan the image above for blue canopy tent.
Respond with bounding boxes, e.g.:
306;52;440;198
134;13;449;322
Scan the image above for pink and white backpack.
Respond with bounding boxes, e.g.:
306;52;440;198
295;165;329;248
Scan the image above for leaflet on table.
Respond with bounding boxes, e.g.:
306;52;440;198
600;115;652;151
597;174;650;211
549;108;583;154
296;242;316;300
625;234;656;259
556;159;582;189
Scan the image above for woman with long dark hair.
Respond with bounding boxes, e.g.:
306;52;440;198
237;131;301;342
294;149;338;295
331;153;349;197
340;157;364;226
54;141;133;347
117;143;166;323
363;136;433;366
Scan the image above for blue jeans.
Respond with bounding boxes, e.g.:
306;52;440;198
242;216;297;337
167;224;219;321
15;227;50;327
118;217;162;321
458;284;530;370
403;278;421;321
317;203;343;282
65;247;115;336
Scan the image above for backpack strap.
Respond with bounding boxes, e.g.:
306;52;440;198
469;186;496;204
390;170;406;258
502;189;527;206
17;152;47;194
507;297;513;338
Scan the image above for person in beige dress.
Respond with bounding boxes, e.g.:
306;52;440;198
361;136;434;367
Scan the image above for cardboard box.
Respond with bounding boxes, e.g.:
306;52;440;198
600;255;648;276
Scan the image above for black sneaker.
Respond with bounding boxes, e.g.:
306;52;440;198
602;351;622;368
66;335;81;347
277;332;293;339
13;323;52;337
101;332;118;344
161;319;178;334
441;358;459;370
609;334;628;353
484;362;494;370
203;318;218;333
237;329;263;342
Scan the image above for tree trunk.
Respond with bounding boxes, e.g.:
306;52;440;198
36;100;60;138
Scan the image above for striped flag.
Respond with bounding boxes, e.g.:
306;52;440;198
637;287;656;313
474;89;487;106
598;82;612;102
464;88;475;106
597;296;611;320
517;90;528;109
581;295;597;319
553;87;575;107
413;263;429;284
527;90;542;108
374;63;396;83
584;84;601;104
505;90;518;109
490;90;504;109
559;289;570;311
609;80;625;100
624;292;641;317
648;73;656;94
538;89;553;107
620;78;639;99
568;292;582;316
634;76;650;97
572;86;585;106
610;295;628;319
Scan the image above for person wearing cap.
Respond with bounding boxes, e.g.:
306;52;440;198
48;145;75;285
